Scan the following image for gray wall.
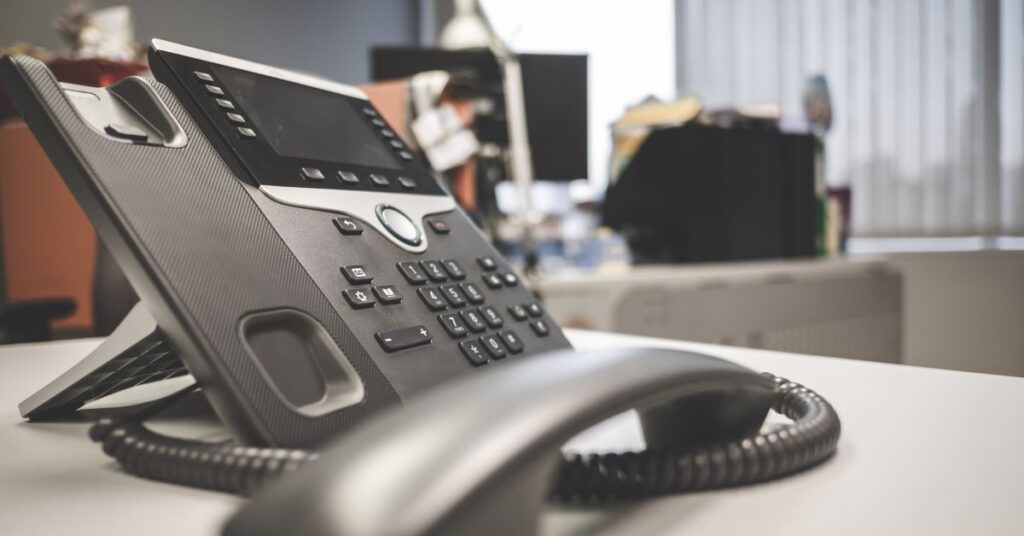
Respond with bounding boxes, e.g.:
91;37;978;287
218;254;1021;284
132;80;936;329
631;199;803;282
0;0;420;84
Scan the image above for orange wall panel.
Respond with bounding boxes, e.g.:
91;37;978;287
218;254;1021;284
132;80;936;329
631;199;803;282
0;121;96;330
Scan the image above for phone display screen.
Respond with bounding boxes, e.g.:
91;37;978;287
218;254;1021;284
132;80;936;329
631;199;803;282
214;65;400;170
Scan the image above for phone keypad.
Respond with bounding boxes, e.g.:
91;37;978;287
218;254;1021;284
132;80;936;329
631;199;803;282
331;216;552;365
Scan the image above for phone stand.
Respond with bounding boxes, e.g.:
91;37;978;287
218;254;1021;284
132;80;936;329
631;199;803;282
18;303;189;420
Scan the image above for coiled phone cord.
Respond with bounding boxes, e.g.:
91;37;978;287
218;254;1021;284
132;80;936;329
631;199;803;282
553;374;841;501
88;373;840;501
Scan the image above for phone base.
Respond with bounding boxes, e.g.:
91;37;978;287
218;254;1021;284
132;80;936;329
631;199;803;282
18;302;189;420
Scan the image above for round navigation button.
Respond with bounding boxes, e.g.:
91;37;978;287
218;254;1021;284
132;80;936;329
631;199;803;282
375;204;422;246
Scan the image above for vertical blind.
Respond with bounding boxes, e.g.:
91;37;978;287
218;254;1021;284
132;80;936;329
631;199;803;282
677;0;1022;237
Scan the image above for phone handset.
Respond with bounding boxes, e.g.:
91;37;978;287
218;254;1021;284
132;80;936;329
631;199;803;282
224;348;841;536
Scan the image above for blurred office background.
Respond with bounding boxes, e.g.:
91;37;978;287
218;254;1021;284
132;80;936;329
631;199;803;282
0;1;1022;376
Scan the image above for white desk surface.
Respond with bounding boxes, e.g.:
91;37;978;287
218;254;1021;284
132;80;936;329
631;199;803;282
2;331;1023;536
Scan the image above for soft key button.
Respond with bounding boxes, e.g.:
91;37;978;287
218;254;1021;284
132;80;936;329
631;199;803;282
337;171;360;185
301;167;324;181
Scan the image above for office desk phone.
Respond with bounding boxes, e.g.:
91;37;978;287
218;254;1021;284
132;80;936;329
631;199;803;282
1;41;840;536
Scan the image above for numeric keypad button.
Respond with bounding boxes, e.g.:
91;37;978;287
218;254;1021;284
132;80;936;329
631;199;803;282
459;339;488;366
481;334;507;359
480;305;504;328
460;309;487;332
417;287;447;311
397;262;428;285
460;282;485;304
440;259;466;280
438;313;469;338
421;260;448;282
498;330;524;354
440;284;467;307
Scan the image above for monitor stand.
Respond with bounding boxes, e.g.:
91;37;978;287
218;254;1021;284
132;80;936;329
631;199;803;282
18;303;190;420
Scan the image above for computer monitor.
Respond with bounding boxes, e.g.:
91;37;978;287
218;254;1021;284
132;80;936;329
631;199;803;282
371;47;588;182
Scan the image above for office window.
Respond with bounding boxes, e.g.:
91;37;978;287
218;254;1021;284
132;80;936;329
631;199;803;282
678;0;1021;238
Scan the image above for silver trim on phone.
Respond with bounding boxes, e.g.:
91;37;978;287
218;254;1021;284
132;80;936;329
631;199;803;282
259;185;456;253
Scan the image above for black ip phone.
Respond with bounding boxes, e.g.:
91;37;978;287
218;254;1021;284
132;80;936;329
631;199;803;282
2;40;839;536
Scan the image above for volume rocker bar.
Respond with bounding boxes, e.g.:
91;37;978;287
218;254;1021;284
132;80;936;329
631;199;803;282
375;325;432;352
